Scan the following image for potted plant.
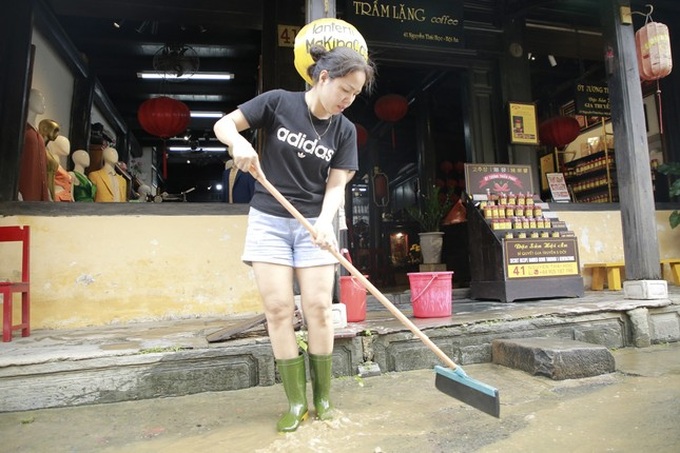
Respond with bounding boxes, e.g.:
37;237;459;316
657;162;680;229
406;183;453;264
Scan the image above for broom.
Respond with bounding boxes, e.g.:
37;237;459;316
252;169;500;418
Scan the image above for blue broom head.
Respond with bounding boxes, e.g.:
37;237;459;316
434;365;498;397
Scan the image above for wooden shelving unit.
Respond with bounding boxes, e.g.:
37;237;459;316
466;195;584;302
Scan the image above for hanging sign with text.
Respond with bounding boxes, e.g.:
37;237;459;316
464;163;534;196
345;0;464;48
504;237;580;279
574;83;611;116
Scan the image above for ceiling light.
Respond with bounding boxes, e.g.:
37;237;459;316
548;55;557;67
113;19;125;29
136;71;234;80
190;111;224;118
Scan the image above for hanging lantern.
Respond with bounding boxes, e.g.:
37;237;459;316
539;116;580;148
636;21;672;81
355;123;368;148
374;94;408;149
138;96;190;138
137;96;190;179
374;94;408;122
372;167;389;207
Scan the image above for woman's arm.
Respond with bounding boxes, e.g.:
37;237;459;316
213;110;260;174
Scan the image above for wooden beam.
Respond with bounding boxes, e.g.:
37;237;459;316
600;0;661;280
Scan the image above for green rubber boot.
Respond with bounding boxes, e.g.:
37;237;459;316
275;355;309;432
309;353;333;420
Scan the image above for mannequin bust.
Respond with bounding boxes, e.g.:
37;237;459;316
38;119;60;145
39;119;62;200
19;89;50;201
131;184;152;202
46;135;74;202
88;147;127;202
70;150;96;202
26;88;45;129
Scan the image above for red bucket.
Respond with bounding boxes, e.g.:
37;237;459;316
339;249;367;322
407;271;453;318
340;276;367;322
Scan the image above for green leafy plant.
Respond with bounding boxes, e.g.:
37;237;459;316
657;162;680;229
405;183;452;232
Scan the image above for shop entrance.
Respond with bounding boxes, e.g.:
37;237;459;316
344;65;471;289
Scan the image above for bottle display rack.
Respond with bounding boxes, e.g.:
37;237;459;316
466;192;584;302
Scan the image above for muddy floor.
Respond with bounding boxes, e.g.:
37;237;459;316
1;343;679;452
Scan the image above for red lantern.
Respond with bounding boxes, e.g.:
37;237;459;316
374;94;408;122
539;116;580;148
138;96;190;138
372;167;389;207
636;21;672;81
137;96;191;179
355;123;368;148
374;94;408;149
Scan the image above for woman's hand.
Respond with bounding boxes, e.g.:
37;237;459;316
214;110;260;176
312;220;337;250
231;141;260;175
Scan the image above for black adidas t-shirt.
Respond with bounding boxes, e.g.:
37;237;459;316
238;89;358;218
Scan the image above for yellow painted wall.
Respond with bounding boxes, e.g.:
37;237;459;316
0;215;261;329
557;210;680;282
1;210;679;329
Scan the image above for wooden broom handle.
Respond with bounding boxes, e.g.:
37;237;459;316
251;169;459;370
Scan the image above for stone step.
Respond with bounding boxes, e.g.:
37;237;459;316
491;337;615;380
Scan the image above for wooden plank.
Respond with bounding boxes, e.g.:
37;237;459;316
206;314;266;343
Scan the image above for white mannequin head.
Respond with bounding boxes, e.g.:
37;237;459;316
102;147;118;167
137;184;152;200
47;135;70;158
28;89;46;114
71;149;90;172
27;89;46;128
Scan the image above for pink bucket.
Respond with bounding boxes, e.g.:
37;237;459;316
407;271;453;318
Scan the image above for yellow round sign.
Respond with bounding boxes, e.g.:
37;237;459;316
293;18;368;85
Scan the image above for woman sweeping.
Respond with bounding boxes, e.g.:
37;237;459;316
214;45;376;432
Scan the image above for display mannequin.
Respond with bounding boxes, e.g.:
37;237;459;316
18;89;50;201
131;184;152;202
221;159;255;203
46;135;74;202
70;150;96;202
39;119;62;200
88;147;127;202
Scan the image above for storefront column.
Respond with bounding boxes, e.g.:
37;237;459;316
601;0;662;284
501;16;538;188
0;1;35;201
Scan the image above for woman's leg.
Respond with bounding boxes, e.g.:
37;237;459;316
297;264;336;420
253;261;309;431
252;262;298;359
296;264;336;355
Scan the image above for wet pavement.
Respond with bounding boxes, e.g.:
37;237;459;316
1;342;679;452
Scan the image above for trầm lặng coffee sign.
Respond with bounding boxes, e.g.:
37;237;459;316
346;0;464;48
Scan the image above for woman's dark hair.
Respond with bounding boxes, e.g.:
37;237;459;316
307;45;377;94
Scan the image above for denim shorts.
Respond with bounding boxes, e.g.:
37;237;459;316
241;207;338;268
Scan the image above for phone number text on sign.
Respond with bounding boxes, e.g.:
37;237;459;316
508;262;579;279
